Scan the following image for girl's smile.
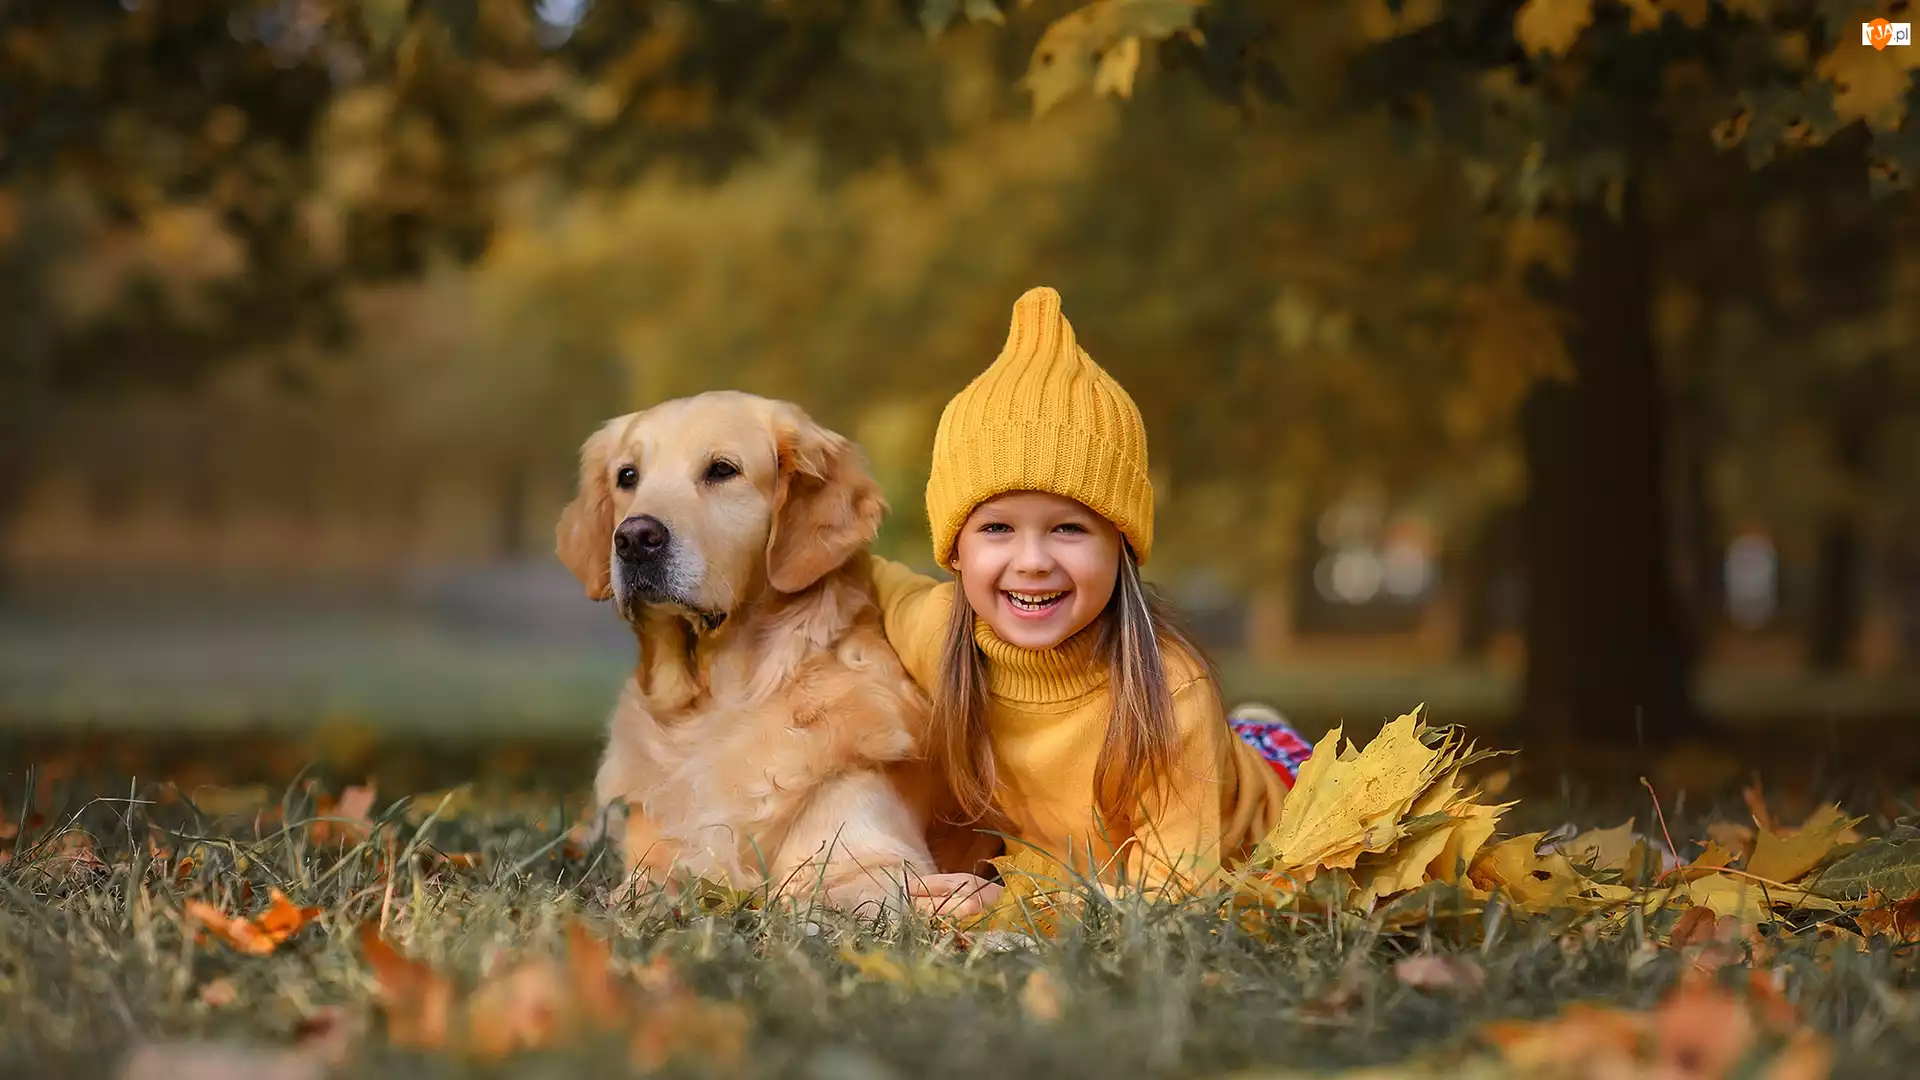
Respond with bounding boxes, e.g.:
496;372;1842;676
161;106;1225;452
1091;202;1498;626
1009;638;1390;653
953;491;1121;650
1003;589;1069;617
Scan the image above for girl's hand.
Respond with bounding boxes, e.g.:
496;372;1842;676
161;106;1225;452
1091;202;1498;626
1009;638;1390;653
907;872;1005;918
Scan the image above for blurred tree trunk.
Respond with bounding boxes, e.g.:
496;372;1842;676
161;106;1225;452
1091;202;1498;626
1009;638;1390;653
0;235;53;600
1807;502;1862;672
1798;148;1891;672
1519;183;1700;747
1457;504;1520;660
1807;356;1888;671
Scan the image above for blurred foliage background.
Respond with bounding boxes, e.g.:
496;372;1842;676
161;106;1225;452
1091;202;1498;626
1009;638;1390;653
2;0;1918;771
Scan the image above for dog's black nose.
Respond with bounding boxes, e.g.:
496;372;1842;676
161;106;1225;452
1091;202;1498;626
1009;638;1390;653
614;515;670;560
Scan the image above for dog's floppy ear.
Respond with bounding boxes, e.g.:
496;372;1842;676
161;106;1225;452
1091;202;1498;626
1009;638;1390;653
765;405;887;594
555;419;624;601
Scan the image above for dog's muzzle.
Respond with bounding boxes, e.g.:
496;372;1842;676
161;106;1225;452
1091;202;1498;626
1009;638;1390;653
611;515;727;631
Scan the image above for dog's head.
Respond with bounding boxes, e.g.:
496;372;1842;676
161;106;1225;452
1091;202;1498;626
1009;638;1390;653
555;391;887;623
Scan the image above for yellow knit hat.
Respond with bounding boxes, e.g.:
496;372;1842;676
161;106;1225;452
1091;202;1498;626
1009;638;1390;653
926;286;1154;568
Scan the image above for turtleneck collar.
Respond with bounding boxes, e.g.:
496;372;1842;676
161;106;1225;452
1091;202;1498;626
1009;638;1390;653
972;617;1107;703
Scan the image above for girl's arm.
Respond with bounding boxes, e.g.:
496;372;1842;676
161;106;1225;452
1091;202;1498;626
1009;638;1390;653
1128;673;1231;895
864;553;952;692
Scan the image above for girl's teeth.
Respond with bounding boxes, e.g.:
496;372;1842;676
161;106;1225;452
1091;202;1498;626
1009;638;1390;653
1007;591;1064;611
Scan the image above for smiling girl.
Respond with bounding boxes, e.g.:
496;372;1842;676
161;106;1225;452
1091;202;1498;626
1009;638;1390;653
867;287;1315;916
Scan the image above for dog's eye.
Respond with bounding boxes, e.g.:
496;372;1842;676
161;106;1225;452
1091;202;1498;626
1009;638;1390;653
704;460;739;483
616;466;638;490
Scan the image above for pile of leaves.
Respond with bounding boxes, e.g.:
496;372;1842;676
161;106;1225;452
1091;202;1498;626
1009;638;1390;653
969;706;1920;952
1210;708;1919;953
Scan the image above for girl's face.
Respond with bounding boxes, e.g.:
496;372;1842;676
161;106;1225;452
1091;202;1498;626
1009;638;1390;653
953;491;1122;650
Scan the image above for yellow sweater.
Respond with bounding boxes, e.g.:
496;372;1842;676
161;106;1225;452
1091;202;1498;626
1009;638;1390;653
868;556;1287;892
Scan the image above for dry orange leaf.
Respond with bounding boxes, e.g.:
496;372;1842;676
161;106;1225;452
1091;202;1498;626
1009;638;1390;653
566;920;625;1028
1654;973;1756;1080
187;889;323;956
1485;971;1822;1080
198;977;239;1008
467;960;567;1062
1747;967;1799;1032
1668;906;1721;948
360;925;456;1049
1855;888;1920;944
312;782;378;845
359;918;746;1067
1392;954;1487;996
1482;1002;1646;1071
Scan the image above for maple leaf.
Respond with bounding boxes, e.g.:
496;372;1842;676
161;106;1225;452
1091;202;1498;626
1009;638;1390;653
1746;803;1865;884
1249;708;1512;916
1514;0;1594;59
1552;819;1643;873
968;847;1083;936
1023;0;1203;117
1683;872;1842;928
1261;710;1448;871
1818;33;1920;132
186;889;324;956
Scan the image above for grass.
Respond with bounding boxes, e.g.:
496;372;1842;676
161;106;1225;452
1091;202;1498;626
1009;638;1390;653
4;759;1920;1079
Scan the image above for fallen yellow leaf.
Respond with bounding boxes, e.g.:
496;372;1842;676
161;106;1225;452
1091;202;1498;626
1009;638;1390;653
1556;819;1640;873
1747;804;1864;884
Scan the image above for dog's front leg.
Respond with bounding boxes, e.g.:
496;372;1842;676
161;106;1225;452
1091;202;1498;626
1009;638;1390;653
616;808;689;901
770;770;936;916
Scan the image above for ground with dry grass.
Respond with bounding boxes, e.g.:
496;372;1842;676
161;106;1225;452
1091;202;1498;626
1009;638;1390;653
3;754;1919;1080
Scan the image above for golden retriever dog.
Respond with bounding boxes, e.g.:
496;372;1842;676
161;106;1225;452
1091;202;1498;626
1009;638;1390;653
555;391;945;912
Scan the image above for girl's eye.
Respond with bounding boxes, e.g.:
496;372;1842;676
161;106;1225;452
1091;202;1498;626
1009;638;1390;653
979;522;1013;534
1054;522;1087;535
704;460;740;483
616;466;638;490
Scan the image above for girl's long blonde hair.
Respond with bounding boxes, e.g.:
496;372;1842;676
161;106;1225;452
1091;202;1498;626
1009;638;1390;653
929;544;1216;840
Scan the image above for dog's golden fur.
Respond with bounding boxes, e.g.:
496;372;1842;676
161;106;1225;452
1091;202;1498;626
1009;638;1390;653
556;391;962;911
